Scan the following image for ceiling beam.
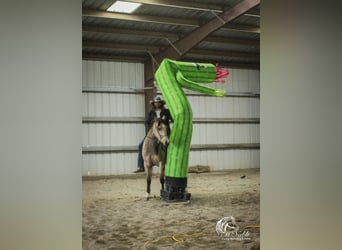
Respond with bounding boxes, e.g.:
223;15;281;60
205;37;259;46
189;49;259;59
83;25;177;39
223;23;260;33
83;25;259;46
82;53;146;63
83;41;161;53
82;9;259;33
124;0;260;17
83;41;259;59
245;8;260;16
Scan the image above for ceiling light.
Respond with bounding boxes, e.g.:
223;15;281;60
107;1;142;13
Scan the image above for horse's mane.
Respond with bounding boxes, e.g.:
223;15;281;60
155;117;168;127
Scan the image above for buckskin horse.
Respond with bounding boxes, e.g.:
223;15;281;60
142;116;169;201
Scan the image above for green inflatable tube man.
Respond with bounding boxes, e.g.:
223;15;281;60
155;58;229;201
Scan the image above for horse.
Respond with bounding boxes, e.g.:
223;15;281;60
142;116;169;201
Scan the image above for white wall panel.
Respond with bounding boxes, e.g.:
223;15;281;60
82;60;144;88
188;150;260;170
248;70;260;93
82;123;144;147
83;152;141;175
200;68;260;94
83;93;145;117
188;97;260;118
191;124;260;144
82;60;145;176
186;68;260;170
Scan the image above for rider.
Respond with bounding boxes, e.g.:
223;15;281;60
134;96;173;173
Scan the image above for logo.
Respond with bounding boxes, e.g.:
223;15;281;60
216;216;251;241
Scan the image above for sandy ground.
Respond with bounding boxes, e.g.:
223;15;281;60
82;168;260;250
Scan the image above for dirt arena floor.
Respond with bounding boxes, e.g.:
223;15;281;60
82;168;260;250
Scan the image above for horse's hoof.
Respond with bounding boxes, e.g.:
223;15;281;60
145;197;149;201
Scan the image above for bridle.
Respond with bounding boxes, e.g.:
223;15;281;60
145;119;168;144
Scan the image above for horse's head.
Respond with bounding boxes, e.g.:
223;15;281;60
152;116;169;147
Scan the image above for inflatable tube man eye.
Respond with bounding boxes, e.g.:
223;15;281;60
155;59;229;201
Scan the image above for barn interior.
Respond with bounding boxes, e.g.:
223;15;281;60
82;0;260;176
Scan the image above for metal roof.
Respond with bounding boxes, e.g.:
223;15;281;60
82;0;260;70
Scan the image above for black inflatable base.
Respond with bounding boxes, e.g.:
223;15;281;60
160;176;191;202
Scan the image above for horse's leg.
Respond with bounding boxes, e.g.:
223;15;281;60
159;161;165;190
145;165;153;201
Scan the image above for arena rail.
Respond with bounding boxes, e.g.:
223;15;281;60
82;143;260;154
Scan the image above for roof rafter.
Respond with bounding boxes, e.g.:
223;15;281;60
82;0;260;71
145;0;260;79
